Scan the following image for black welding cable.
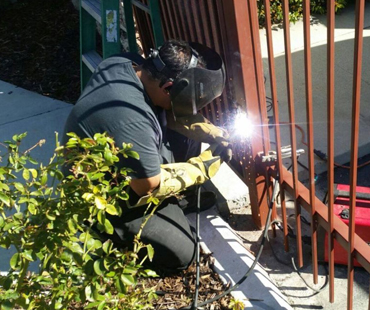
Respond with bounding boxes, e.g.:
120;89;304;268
269;220;329;296
177;177;279;310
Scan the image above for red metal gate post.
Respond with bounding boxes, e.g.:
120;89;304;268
219;0;271;228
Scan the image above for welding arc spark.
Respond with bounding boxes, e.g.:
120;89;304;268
233;113;253;139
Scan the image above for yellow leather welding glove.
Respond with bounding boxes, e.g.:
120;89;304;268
128;144;222;207
166;112;230;148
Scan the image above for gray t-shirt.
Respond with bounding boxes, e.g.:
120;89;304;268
62;56;164;179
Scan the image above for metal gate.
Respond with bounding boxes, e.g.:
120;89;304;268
124;0;370;308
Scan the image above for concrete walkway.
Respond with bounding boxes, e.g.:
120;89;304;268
259;3;370;177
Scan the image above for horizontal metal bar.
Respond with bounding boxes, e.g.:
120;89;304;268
82;50;103;72
82;0;101;24
132;0;150;14
280;167;370;274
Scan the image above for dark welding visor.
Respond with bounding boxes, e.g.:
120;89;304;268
170;42;226;119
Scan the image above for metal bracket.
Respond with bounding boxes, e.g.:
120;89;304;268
258;146;305;163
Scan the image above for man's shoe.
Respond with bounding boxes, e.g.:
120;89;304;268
178;191;217;214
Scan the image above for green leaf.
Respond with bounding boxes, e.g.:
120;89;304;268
90;173;105;181
2;289;20;300
10;253;20;270
29;169;37;178
14;212;23;220
82;193;94;201
100;166;109;172
107;187;119;196
41;172;48;185
103;219;114;235
117;192;129;201
97;300;106;310
147;244;154;262
67;219;77;234
28;156;39;165
106;271;116;278
115;277;126;294
86;237;96;250
30;190;43;196
0;182;10;191
0;192;10;206
125;150;140;160
97;210;105;225
0;216;4;228
121;274;136;286
123;265;138;275
93;259;104;276
3;222;14;232
28;204;37;215
14;182;25;192
85;302;100;309
45;211;56;221
95;196;106;210
13;132;27;142
68;242;83;254
61;250;73;264
102;240;113;254
105;204;118;215
22;250;34;261
143;269;158;277
22;169;30;181
104;149;113;162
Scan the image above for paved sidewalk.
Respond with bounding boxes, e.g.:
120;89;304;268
259;3;370;177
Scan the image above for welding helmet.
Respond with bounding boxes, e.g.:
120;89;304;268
149;42;226;119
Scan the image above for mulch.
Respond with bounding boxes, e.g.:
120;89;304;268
0;1;233;308
0;0;81;104
148;252;231;309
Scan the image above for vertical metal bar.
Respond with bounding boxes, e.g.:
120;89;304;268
175;1;191;41
148;0;164;46
282;0;303;267
348;1;365;309
327;0;335;303
190;1;205;43
219;0;271;228
123;0;138;53
160;0;171;39
202;0;227;124
166;0;181;39
303;0;318;284
263;0;289;251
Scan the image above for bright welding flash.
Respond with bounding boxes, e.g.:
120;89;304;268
233;112;253;139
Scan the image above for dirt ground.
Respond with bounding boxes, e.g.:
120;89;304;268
0;0;81;103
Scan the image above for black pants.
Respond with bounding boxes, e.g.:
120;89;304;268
101;129;201;271
104;197;196;271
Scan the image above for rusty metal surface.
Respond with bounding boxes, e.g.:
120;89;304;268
327;0;336;302
303;0;318;285
347;0;366;309
282;0;303;268
281;167;370;274
263;0;289;251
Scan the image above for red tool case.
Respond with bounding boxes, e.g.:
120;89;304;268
324;184;370;267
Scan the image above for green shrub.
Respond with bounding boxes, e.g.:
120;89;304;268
0;132;160;310
257;0;348;26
